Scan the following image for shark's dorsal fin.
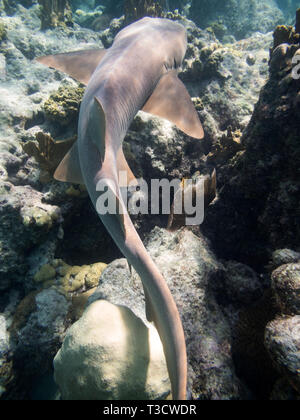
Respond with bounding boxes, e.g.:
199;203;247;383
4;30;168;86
54;141;84;184
117;148;138;187
36;49;107;85
143;70;204;139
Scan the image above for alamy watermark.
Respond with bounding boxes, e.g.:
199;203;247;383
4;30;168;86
292;55;300;80
95;171;205;226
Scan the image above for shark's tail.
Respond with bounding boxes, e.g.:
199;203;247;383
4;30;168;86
119;210;188;400
100;184;187;400
82;143;187;399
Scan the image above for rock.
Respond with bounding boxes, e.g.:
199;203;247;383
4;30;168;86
265;316;300;394
269;43;292;71
0;314;9;358
181;25;271;140
0;185;62;291
271;249;300;270
1;257;108;399
201;19;300;268
54;300;171;400
73;9;108;30
271;264;300;315
0;289;21;398
89;227;250;400
227;291;278;400
189;0;284;41
12;288;70;380
270;378;300;400
216;261;264;306
246;54;256;66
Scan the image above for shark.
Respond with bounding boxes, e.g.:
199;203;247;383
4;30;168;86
36;17;204;400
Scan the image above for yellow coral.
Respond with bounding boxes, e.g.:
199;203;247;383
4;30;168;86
34;264;56;283
44;86;84;126
22;207;54;229
33;260;107;296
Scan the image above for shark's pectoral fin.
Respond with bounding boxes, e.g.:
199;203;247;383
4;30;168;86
54;141;84;184
36;48;107;85
142;70;204;139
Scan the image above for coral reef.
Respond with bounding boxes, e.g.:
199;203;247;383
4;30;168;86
189;0;284;41
272;24;300;49
124;0;165;24
0;185;62;292
10;288;70;396
0;20;6;42
43;85;84;126
202;12;300;268
23;132;77;181
1;0;300;401
2;259;107;399
32;259;107;295
264;253;300;398
271;263;300;315
38;0;73;30
54;300;171;400
88;227;251;400
265;316;300;394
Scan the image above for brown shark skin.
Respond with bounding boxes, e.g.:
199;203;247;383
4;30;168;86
37;17;205;400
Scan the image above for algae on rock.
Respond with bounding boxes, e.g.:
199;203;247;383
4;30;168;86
43;85;84;127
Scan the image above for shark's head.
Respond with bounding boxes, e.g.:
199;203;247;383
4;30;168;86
115;17;187;71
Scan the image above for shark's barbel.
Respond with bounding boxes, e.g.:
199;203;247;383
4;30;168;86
36;17;204;400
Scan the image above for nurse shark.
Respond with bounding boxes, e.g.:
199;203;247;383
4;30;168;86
36;17;204;400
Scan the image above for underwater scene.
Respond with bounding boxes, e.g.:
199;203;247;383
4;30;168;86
1;0;300;402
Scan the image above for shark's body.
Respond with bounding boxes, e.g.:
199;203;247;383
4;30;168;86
37;17;204;400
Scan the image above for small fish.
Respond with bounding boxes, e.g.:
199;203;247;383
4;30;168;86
36;17;204;400
167;170;217;231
